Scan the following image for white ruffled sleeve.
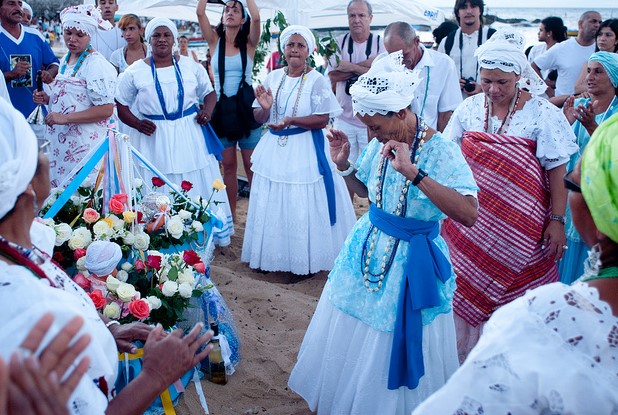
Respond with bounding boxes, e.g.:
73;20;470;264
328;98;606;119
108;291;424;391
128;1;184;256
82;52;117;105
309;71;342;117
442;95;483;145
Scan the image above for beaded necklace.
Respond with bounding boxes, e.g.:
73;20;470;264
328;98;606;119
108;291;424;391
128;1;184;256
150;55;185;120
360;116;428;292
483;88;521;134
272;65;307;147
59;45;92;77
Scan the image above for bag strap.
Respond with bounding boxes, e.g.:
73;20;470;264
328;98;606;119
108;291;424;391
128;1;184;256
238;41;249;93
346;32;373;61
217;34;226;96
444;29;457;56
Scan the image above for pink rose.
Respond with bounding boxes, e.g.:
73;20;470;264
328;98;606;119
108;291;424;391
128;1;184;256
128;299;150;320
73;248;87;260
74;273;91;290
82;208;100;224
88;289;106;309
193;262;206;274
108;198;125;215
111;194;129;204
134;259;145;271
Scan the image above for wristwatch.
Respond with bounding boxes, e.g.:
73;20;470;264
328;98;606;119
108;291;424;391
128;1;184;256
549;214;566;225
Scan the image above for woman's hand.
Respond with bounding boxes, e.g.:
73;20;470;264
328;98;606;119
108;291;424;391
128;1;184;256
267;116;293;132
33;90;50;105
562;95;576;125
45;112;69;126
108;322;153;354
255;85;273;111
195;108;212;125
326;128;352;169
136;119;157;136
542;220;567;261
382;140;416;179
577;100;599;135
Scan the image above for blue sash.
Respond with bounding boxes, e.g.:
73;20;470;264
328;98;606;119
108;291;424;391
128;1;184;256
269;127;336;226
368;203;451;390
144;105;224;161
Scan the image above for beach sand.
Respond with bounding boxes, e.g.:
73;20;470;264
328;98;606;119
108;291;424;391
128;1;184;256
175;196;369;415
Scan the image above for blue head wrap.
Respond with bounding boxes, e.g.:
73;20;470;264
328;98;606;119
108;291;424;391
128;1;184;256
589;51;618;88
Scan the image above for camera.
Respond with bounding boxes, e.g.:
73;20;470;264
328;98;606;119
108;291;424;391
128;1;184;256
345;75;359;95
462;77;476;93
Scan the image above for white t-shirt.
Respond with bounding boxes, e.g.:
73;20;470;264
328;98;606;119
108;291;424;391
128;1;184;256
527;43;549;79
91;26;126;61
534;38;595;96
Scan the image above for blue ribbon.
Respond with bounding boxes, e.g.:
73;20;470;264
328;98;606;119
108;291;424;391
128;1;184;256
268;127;336;225
144;105;224;161
43;138;109;219
367;203;451;390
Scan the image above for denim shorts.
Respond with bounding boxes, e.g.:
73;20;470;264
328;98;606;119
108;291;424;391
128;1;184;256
218;127;262;150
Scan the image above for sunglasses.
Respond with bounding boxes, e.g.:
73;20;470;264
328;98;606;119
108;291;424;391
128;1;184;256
563;171;581;193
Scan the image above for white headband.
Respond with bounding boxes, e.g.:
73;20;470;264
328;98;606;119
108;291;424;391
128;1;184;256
279;25;316;54
0;97;38;220
86;241;122;276
60;4;112;38
22;1;33;16
145;17;179;47
475;27;546;95
350;51;421;117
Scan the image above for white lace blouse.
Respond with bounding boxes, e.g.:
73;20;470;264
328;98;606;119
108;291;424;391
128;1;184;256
413;282;618;414
443;94;578;170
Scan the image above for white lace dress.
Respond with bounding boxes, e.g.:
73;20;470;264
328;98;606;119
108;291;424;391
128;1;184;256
46;52;116;187
413;282;618;414
241;69;357;274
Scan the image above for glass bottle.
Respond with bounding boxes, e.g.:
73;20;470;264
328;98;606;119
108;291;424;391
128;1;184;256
208;323;227;385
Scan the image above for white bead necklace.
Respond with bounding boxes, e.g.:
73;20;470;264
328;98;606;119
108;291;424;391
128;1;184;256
272;65;307;147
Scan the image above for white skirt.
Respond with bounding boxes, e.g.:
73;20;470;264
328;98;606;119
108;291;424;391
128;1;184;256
289;285;459;414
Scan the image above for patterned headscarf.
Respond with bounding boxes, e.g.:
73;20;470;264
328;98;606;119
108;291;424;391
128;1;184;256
589;51;618;88
581;112;618;243
60;4;112;38
279;25;316;54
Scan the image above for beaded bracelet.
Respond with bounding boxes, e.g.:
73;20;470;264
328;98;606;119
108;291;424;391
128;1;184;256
336;161;355;177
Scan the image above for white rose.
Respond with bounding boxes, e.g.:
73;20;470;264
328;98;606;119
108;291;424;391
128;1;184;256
133;232;150;251
161;281;178;297
178;209;192;220
92;221;111;237
116;270;129;282
76;256;87;271
53;223;72;246
73;227;91;240
146;295;162;310
121;262;133;272
68;227;92;250
134;178;143;188
122;231;135;246
116;283;137;302
178;282;193;298
166;218;184;239
106;276;121;292
109;215;124;231
177;268;195;286
103;302;121;319
155;195;171;209
191;221;204;232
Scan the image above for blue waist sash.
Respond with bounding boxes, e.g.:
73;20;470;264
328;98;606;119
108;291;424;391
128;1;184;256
269;127;336;226
144;105;223;161
368;203;451;390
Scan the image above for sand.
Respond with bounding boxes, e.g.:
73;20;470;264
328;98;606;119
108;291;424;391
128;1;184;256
175;196;368;415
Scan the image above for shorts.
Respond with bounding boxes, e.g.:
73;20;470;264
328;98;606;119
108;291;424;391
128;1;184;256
218;127;262;150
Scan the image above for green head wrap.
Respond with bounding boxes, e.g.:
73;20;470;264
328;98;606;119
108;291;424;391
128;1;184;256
581;112;618;243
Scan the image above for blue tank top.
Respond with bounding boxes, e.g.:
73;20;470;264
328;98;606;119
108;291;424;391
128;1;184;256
212;39;254;99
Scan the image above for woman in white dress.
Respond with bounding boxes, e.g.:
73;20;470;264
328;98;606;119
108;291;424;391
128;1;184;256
32;5;116;188
241;25;357;275
115;18;233;246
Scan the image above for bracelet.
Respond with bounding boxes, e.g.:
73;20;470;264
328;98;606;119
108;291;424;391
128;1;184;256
549;214;566;225
412;168;428;186
336;160;355;177
105;320;120;329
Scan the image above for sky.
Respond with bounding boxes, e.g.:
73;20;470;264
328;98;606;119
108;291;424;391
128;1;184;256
428;0;617;7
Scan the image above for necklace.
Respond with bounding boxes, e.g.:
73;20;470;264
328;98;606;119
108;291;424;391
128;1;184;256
360;116;427;292
484;88;521;134
272;65;307;147
123;43;147;66
150;55;185;120
59;45;92;77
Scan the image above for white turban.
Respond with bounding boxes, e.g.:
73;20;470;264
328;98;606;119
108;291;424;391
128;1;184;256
85;241;122;276
0;98;38;220
145;17;179;47
60;4;112;38
279;25;316;54
475;27;546;95
22;1;32;16
350;51;421;117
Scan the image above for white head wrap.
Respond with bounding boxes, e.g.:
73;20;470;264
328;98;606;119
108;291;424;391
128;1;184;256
145;17;179;48
22;2;33;17
0;97;38;220
85;240;122;276
279;25;316;54
60;4;112;38
350;51;421;117
475;27;546;95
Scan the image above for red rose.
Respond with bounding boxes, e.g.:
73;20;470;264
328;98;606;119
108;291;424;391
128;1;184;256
74;273;91;290
193;261;206;274
108;198;125;215
134;259;145;271
137;211;144;223
112;193;129;205
73;248;87;260
146;255;162;270
181;180;193;191
53;251;64;263
88;289;107;309
151;177;165;187
128;299;150;320
183;250;201;266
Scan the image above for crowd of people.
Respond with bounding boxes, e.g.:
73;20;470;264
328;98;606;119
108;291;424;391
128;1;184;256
1;0;617;413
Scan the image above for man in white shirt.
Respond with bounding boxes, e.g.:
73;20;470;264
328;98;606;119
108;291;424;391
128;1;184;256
328;0;383;164
91;0;125;61
438;0;495;99
383;22;461;131
532;11;601;97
